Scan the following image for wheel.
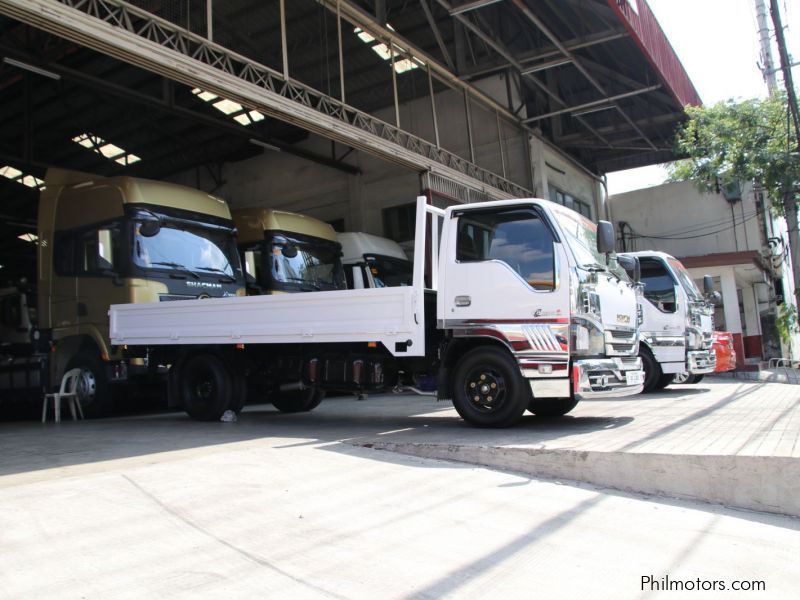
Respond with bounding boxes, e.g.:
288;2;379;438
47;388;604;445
672;373;704;384
65;352;111;418
672;371;691;384
178;353;233;421
528;397;579;417
271;387;325;413
451;347;529;428
654;373;674;390
639;349;662;393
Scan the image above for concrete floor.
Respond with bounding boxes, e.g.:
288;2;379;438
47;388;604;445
1;379;799;598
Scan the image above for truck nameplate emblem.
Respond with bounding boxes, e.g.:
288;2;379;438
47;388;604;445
187;281;222;289
617;314;631;324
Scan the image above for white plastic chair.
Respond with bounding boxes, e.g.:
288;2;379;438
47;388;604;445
42;368;85;423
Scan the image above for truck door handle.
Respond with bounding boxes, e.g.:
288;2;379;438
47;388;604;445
454;295;471;307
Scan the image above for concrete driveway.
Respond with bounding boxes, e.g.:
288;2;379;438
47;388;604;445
1;380;798;599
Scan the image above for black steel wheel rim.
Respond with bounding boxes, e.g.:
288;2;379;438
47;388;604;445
463;367;507;413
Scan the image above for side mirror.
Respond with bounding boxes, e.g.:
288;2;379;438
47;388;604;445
138;220;161;237
703;275;714;295
711;291;722;306
596;220;615;255
617;255;641;283
281;243;298;259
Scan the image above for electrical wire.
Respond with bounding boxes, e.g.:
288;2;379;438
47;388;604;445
632;209;759;238
627;211;761;240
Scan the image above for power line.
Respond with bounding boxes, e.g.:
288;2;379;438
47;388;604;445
628;211;760;240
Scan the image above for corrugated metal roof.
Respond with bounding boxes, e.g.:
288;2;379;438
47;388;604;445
606;0;702;107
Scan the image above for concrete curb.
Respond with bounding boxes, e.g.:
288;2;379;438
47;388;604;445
360;442;800;518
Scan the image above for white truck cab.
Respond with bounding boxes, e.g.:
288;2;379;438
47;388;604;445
337;232;412;289
620;251;716;392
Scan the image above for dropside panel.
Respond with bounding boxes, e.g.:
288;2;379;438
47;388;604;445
110;287;425;357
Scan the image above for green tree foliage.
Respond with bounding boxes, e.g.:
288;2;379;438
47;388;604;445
667;96;799;214
668;95;800;344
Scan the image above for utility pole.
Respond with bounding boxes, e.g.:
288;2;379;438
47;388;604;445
770;0;800;150
755;0;778;95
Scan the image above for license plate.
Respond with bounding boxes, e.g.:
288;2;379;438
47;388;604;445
626;370;644;385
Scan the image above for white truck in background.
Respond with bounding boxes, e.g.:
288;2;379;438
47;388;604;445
337;232;412;289
620;251;717;392
109;197;645;428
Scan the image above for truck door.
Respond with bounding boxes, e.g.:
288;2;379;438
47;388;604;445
639;257;685;369
75;224;127;342
441;206;569;322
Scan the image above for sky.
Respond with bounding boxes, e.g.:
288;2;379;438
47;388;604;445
605;0;799;195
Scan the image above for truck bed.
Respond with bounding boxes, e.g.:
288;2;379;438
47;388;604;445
110;286;426;357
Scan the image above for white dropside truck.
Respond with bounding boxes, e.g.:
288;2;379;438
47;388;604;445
337;231;412;288
110;197;644;427
619;251;717;392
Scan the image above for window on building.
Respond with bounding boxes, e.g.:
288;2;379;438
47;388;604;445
456;208;555;291
548;186;592;219
639;258;677;313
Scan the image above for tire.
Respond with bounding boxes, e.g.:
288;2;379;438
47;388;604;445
271;387;325;413
528;397;579;417
691;374;704;384
654;373;674;390
451;347;529;428
178;353;233;421
65;352;112;418
639;348;662;393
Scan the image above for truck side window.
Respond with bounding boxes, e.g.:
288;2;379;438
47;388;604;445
639;258;677;313
79;227;119;275
456;209;555;291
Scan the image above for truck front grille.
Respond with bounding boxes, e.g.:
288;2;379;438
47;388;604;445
605;327;637;356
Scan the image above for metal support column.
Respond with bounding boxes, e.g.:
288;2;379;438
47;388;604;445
496;112;506;178
337;0;345;104
390;38;400;127
464;89;475;163
279;0;289;79
206;0;212;42
427;65;440;148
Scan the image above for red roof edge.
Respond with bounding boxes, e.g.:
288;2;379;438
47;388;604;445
606;0;702;108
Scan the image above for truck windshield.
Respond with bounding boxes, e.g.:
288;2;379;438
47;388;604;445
133;222;238;279
550;204;629;281
668;258;703;301
269;235;345;291
365;255;413;287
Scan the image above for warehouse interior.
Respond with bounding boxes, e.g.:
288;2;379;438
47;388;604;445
0;0;698;284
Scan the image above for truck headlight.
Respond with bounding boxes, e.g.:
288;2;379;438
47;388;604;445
571;318;605;356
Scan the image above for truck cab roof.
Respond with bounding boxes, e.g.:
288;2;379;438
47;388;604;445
232;208;338;245
337;232;408;264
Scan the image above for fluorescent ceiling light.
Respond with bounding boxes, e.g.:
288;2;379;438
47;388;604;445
353;26;422;74
3;57;60;80
192;88;266;126
0;165;45;190
72;133;141;165
18;233;38;243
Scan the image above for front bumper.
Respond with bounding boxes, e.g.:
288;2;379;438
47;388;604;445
573;356;644;399
687;349;716;374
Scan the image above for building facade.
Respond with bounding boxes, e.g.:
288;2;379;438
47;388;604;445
610;180;800;365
